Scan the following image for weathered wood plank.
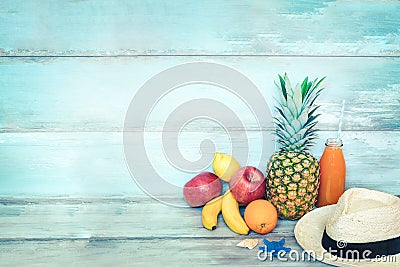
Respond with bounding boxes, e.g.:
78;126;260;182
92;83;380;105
0;198;323;265
0;236;324;266
1;0;399;56
0;131;399;198
1;57;399;132
0;198;296;239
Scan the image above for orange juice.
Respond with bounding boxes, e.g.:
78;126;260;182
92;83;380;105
316;138;346;207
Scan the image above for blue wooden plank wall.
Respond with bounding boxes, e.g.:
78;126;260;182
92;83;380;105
1;1;399;198
0;1;399;266
1;0;400;56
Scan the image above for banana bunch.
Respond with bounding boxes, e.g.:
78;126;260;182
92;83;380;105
202;190;249;235
201;152;249;235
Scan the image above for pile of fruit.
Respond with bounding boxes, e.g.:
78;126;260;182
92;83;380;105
184;153;278;235
183;74;325;235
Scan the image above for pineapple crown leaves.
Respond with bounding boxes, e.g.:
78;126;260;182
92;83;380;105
273;73;326;152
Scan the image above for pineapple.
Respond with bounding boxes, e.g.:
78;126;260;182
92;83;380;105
266;73;325;220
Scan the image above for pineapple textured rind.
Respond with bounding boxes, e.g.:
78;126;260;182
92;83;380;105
266;151;320;220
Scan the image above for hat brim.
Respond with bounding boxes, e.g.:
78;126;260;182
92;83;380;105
294;205;400;266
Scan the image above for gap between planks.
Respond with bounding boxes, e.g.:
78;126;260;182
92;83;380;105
1;129;400;133
0;234;291;242
1;196;399;205
1;55;400;58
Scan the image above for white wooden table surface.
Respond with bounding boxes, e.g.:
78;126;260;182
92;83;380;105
0;1;399;266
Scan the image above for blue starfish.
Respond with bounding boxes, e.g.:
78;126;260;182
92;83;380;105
259;238;291;256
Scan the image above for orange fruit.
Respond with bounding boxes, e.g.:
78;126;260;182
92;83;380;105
244;199;278;234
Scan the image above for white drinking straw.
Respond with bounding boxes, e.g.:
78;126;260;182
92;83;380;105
337;100;346;139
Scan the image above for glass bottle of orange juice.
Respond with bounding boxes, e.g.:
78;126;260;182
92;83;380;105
316;138;346;207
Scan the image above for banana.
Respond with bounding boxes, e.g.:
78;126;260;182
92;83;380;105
212;152;240;182
201;195;224;230
222;190;249;235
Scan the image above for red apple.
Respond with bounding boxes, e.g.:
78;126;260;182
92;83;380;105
183;172;222;207
229;166;266;205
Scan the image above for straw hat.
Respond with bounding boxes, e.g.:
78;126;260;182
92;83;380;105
294;188;400;266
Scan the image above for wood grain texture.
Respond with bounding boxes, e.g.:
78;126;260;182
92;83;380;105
1;56;399;132
1;1;400;265
0;198;318;266
0;198;297;239
0;236;324;266
1;131;399;198
1;0;399;56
